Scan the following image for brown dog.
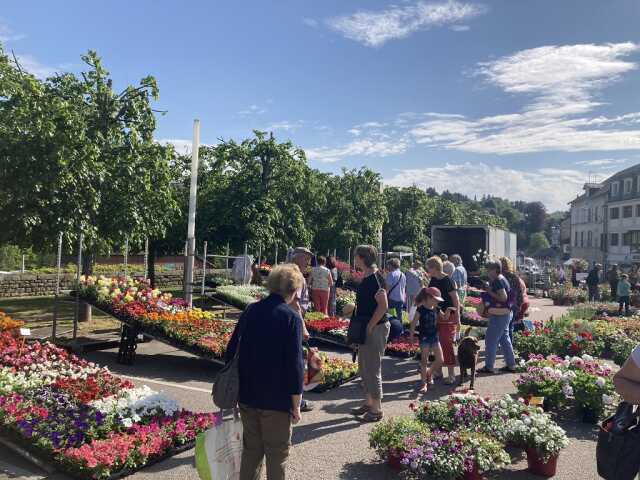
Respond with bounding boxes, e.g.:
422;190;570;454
457;327;481;389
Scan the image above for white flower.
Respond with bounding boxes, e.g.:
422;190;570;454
602;394;614;405
562;385;574;397
596;377;606;388
582;354;594;362
519;359;526;367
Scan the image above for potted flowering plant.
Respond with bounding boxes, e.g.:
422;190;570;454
369;417;429;470
505;413;569;477
459;432;510;480
514;366;566;411
571;370;616;423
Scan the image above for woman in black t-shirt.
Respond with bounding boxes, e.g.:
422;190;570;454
426;256;460;384
351;245;390;423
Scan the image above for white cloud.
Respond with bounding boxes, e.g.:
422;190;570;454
0;22;25;43
348;128;362;136
307;138;409;163
303;18;319;28
575;158;629;167
13;54;61;79
262;120;304;132
327;0;486;47
238;104;266;115
410;42;640;154
385;162;612;211
356;121;386;128
450;25;470;31
158;139;194;154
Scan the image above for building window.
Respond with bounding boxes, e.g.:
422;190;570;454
601;233;607;250
624;232;631;246
636;205;640;217
624;178;633;194
624;205;633;218
574;231;578;246
623;230;640;247
588;231;592;247
637;176;640;193
611;233;619;246
610;207;620;219
612;182;620;196
595;206;599;222
580;231;584;247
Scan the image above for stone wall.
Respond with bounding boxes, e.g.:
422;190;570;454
0;271;209;298
0;273;77;298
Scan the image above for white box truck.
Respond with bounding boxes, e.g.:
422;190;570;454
430;225;517;272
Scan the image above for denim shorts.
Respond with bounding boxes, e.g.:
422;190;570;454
419;336;439;349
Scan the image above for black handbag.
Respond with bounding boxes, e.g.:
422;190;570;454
597;402;640;480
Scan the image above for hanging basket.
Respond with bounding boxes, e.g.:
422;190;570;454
526;448;559;477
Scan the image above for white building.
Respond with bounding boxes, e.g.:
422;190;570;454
604;165;640;265
569;164;640;267
569;183;606;266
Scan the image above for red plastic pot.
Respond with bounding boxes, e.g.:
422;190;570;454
526;448;558;477
462;463;485;480
387;452;403;471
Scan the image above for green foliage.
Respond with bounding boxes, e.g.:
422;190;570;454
369;416;429;458
0;45;179;269
528;232;551;255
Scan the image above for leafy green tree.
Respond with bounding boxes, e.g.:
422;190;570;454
0;46;179;272
528;232;551;255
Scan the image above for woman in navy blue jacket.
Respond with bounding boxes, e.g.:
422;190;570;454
225;263;305;480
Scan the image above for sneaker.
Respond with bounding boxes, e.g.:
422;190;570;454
477;367;495;375
499;365;517;373
300;400;314;412
350;404;370;416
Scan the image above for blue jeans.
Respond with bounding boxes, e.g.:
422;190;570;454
485;312;516;370
388;299;404;322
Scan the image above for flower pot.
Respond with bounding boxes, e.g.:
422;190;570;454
526;448;558;477
581;408;599;424
387;452;403;471
462;463;485;480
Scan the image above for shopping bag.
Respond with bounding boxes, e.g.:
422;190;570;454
408;305;417;322
597;402;640;480
195;416;243;480
303;346;325;391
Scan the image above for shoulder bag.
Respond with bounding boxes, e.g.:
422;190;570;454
212;305;252;410
597;401;640;480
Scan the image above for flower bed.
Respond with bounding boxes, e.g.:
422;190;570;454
370;393;568;479
549;286;587;306
304;314;349;344
515;353;616;420
0;330;217;479
461;296;488;327
310;353;358;393
385;333;420;358
78;276;236;361
212;285;268;310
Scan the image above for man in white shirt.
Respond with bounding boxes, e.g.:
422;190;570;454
405;260;425;313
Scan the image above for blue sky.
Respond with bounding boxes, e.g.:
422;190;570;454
3;0;640;211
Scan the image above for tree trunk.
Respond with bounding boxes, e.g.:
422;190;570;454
82;248;96;276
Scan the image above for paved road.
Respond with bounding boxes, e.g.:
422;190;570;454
2;298;602;480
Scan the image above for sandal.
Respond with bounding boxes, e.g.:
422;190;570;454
362;410;384;423
350;405;371;416
477;367;495;374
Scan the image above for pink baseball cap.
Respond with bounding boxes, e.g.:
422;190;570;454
423;287;444;302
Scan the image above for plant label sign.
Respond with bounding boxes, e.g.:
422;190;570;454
19;328;31;336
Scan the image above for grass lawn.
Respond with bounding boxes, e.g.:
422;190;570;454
0;296;120;339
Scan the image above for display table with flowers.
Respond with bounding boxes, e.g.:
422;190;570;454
78;276;237;365
369;393;569;479
0;329;218;480
461;296;488;327
211;285;268;311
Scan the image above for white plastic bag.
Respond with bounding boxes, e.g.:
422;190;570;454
408;305;417;322
195;417;243;480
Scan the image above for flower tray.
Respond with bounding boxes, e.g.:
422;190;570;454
308;332;349;349
310;373;359;393
0;428;196;480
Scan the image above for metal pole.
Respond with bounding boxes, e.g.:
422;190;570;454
21;254;25;273
73;232;83;341
143;238;149;280
274;242;278;265
347;247;351;268
184;119;200;307
333;248;337;258
258;245;262;267
243;243;248;285
123;236;129;278
201;241;208;296
52;232;63;341
226;243;230;281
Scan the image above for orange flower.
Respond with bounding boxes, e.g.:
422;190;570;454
0;311;24;331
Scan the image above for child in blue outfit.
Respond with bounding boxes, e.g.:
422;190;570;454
409;287;445;393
